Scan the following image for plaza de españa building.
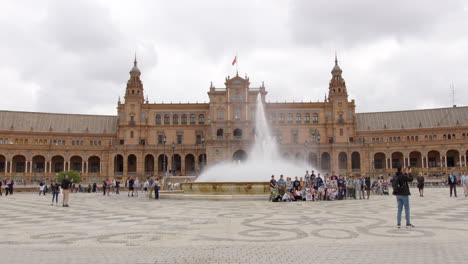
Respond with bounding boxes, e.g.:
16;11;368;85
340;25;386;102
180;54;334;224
1;58;467;183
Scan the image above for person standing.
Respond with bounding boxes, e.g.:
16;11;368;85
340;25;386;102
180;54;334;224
152;178;160;200
50;180;60;206
115;180;120;194
417;173;425;197
39;181;46;196
128;177;135;197
461;173;468;197
61;175;72;207
9;180;14;195
269;175;277;193
0;180;2;196
277;175;286;197
365;176;371;200
355;176;365;199
102;179;107;196
448;174;457;197
392;167;414;228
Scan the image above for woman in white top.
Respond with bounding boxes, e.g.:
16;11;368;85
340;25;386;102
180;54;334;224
134;178;139;197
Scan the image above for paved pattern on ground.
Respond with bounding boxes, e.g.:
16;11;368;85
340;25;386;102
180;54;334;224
0;188;467;263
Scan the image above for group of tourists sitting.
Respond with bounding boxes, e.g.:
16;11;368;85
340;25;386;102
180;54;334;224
269;170;373;202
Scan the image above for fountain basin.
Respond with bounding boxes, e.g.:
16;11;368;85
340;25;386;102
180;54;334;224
181;182;270;195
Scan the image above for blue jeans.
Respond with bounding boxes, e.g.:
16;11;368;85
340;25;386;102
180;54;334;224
52;191;59;203
154;186;159;199
396;195;411;225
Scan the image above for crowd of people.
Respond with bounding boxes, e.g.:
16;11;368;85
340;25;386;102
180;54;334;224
269;171;380;202
0;178;14;196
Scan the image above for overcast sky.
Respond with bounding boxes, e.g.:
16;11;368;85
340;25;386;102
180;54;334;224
1;0;467;115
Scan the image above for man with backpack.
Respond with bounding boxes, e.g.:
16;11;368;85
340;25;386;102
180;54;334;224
392;166;414;229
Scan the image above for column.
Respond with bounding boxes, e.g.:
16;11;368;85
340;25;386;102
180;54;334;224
459;156;462;167
49;161;52;173
100;161;102;173
63;161;66;172
5;161;8;173
181;155;186;176
464;155;467;167
81;162;84;173
403;157;406;168
85;162;89;173
440;156;444;167
422;157;426;168
385;158;388;169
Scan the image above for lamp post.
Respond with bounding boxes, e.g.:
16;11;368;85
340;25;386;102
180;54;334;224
162;136;166;176
171;141;175;176
317;133;321;170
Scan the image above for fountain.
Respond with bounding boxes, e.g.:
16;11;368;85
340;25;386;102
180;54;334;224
181;94;308;195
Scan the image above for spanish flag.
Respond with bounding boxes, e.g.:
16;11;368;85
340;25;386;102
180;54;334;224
232;56;237;66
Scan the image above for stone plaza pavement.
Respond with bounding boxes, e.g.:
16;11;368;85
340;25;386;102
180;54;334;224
0;188;467;264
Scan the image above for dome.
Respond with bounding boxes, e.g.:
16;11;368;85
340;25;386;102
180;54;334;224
131;65;140;73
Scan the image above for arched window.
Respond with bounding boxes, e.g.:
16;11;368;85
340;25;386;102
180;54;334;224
287;114;293;123
199;114;205;124
173;114;179;125
190;114;196;124
296;113;301;124
233;128;242;139
164;114;170;125
279;114;285;123
155;115;161;125
312;113;318;123
181;114;187;125
270;114;276;123
304;113;310;123
216;129;224;139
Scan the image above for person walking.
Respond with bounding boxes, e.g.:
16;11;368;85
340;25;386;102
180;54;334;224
461;173;468;197
448;174;457;197
115;180;120;194
417;173;425;197
61;175;72;207
102;179;107;196
50;180;60;206
39;181;46;196
152;178;160;200
392;166;414;228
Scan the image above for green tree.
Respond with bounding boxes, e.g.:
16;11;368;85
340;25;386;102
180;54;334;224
57;171;81;184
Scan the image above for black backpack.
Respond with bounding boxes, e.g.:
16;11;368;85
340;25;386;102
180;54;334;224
392;174;404;195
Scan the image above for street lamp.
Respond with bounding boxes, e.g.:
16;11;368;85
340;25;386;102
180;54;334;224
171;141;175;176
162;136;166;176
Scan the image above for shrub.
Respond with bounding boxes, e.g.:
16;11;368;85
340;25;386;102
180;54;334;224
57;171;81;184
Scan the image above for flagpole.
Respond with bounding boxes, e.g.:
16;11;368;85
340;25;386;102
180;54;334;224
236;53;238;75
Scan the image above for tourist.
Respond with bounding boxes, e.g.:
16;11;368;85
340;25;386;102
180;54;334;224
356;176;365;199
461;173;468;197
134;178;140;197
128;177;135;197
50;180;60;206
152;177;160;200
102;179;107;195
8;179;14;195
392;166;414;228
330;171;338;181
115;179;120;194
316;174;323;189
92;183;97;193
365;176;371;199
282;191;292;202
39;181;46;196
277;175;286;196
293;188;303;201
299;177;304;189
448;173;457;197
323;176;330;200
286;177;293;193
61;174;72;207
337;176;345;200
106;178;112;196
269;175;277;192
417;173;425;197
0;180;2;196
293;176;300;191
304;170;310;182
87;183;91;193
143;179;149;193
348;177;356;199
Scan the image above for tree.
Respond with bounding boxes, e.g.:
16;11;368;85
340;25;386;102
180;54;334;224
57;171;81;184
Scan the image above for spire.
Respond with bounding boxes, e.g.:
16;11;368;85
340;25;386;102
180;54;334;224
134;52;137;67
335;51;338;65
130;53;140;75
328;54;347;100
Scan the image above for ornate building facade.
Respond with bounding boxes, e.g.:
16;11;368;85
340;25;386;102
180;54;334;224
1;57;467;183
